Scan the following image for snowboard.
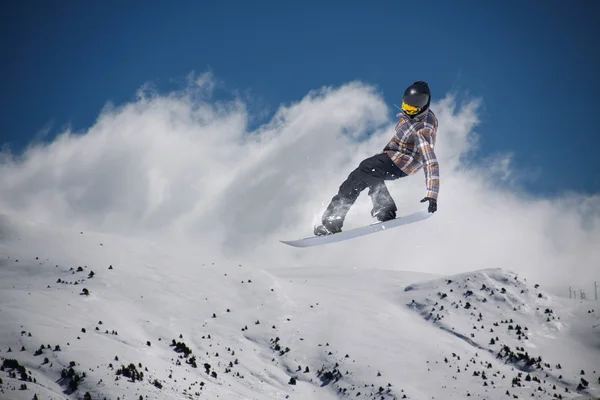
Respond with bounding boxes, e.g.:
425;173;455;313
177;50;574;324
280;208;433;248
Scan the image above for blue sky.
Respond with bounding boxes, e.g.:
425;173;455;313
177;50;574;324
1;0;599;196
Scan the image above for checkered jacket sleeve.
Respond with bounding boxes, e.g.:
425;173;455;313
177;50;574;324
416;126;440;200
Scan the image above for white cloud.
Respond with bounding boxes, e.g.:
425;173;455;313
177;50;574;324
0;74;598;294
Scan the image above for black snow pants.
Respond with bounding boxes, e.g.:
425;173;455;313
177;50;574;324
321;152;407;224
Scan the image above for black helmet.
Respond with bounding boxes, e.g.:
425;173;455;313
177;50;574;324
401;81;430;117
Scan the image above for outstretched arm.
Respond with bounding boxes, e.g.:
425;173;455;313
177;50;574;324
415;128;440;201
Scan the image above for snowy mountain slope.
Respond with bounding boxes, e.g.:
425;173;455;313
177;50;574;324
400;269;600;398
1;214;599;400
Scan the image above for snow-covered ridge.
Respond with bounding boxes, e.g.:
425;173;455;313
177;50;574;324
0;216;598;400
403;268;599;398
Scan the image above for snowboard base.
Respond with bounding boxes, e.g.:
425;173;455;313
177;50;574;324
280;208;433;248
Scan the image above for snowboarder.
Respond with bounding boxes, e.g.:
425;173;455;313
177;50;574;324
314;81;439;236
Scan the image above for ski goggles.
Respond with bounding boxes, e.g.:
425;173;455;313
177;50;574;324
401;101;422;116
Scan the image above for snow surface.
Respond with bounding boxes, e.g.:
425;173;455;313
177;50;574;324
0;214;599;400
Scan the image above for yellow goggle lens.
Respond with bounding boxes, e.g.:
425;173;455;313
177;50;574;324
402;101;421;115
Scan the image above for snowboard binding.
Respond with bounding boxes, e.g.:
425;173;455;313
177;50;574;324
314;216;343;236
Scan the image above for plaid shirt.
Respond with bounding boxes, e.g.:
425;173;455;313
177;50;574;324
382;109;440;200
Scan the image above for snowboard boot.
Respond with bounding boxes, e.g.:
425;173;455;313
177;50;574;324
314;195;353;236
368;184;398;223
314;215;343;236
371;207;397;222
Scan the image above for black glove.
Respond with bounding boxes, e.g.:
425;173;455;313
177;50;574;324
420;197;437;213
